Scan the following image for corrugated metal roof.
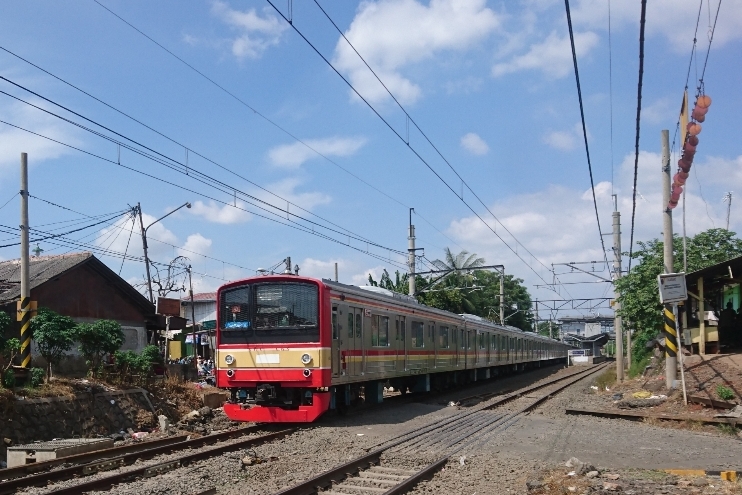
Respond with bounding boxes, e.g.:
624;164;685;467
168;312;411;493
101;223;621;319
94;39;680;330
0;252;94;302
182;292;216;302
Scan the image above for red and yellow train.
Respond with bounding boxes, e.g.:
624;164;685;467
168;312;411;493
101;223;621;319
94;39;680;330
215;274;569;422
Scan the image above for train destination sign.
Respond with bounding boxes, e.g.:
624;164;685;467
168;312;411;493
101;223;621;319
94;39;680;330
657;272;687;304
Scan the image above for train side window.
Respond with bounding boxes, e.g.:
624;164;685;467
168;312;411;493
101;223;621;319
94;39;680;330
332;306;338;340
380;316;389;346
439;326;449;348
411;321;424;348
395;318;399;341
460;329;465;349
347;313;354;338
399;316;406;342
371;315;380;346
478;332;484;350
355;313;362;338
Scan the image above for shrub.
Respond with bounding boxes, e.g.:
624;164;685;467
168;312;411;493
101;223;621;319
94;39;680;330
595;367;617;390
628;355;652;379
30;308;75;378
716;384;735;401
28;367;45;388
1;338;20;372
2;369;15;388
113;345;162;378
75;320;124;371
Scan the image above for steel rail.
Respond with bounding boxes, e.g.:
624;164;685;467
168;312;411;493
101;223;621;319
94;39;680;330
41;429;293;495
274;363;609;495
0;425;267;493
0;434;188;481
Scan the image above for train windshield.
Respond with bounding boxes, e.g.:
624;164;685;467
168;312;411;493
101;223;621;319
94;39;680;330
219;282;319;344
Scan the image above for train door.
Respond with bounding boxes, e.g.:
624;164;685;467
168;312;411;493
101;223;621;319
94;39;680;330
347;307;363;376
395;316;407;372
332;305;340;377
428;321;436;369
468;329;475;368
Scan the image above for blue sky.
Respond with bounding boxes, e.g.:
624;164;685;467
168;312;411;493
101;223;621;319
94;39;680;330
0;0;740;319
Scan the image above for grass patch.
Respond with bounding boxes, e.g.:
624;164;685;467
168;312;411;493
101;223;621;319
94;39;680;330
629;354;652;379
716;384;735;401
595;367;617;391
717;423;740;436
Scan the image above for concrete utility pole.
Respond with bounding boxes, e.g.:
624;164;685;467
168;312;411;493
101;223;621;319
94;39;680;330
499;268;505;325
19;153;31;368
137;203;154;304
662;129;677;388
612;194;624;381
334;262;338;282
408;208;416;297
188;266;197;362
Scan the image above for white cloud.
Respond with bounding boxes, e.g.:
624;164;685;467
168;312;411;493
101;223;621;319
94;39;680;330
351;265;387;286
492;30;599;79
210;1;288;59
0;98;81;174
268;136;366;169
460;132;489;156
258;177;331;212
333;0;500;104
570;0;742;53
96;212;178;259
642;98;674;125
543;130;576;151
299;258;348;280
189;200;251;224
178;233;212;258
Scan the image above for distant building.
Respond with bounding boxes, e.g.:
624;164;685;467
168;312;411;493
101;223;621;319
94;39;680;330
559;315;614;338
0;252;156;372
180;292;217;329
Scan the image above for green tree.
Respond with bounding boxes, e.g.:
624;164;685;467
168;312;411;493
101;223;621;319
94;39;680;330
75;320;125;371
616;228;742;359
0;311;15;371
30;308;76;378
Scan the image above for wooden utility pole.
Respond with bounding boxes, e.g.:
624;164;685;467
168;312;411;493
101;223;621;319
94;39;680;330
662;130;677;388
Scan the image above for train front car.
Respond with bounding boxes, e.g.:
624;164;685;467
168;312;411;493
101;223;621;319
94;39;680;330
216;276;331;422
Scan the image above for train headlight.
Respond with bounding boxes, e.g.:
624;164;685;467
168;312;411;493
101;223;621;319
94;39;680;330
301;353;312;365
224;354;235;365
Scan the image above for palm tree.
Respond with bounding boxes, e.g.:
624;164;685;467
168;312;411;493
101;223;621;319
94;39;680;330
422;248;486;314
431;248;486;274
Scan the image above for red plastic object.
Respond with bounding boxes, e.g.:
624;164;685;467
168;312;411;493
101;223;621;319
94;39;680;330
687;135;699;146
223;392;331;422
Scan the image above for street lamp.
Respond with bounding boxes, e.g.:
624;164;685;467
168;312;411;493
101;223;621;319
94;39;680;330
140;202;191;303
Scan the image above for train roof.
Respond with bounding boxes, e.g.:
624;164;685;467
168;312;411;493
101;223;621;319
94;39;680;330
322;279;562;344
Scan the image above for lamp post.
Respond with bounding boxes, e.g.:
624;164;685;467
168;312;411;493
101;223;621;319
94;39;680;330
139;202;191;304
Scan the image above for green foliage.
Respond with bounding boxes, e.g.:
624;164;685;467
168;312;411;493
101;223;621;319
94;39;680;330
616;229;742;361
1;338;20;372
28;367;45;388
535;321;560;337
628;354;652;378
0;310;10;335
113;345;162;377
595;367;617;391
30;308;76;378
75;320;124;371
716;384;735;401
2;368;15;388
367;248;536;332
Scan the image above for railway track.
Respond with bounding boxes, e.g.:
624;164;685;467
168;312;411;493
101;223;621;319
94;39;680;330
0;426;291;495
273;363;609;495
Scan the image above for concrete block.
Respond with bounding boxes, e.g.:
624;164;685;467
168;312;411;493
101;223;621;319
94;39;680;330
7;438;113;468
202;391;229;409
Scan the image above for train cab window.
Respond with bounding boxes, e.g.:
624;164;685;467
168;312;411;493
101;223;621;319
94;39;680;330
332;306;338;340
439;326;449;348
347;313;354;338
411;321;424;348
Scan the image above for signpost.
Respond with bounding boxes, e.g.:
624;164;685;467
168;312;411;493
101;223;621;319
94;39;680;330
156;297;181;363
657;272;688;402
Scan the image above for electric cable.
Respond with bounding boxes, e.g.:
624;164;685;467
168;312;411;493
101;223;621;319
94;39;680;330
0;118;408;270
564;0;610;269
268;0;567;295
627;0;648;275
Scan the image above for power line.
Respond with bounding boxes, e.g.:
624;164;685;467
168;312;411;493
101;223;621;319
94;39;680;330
627;0;648;275
0;118;408;270
564;0;609;269
269;0;569;296
608;0;615;194
0;192;17;212
83;4;456;253
0;211;128;248
0;83;409;264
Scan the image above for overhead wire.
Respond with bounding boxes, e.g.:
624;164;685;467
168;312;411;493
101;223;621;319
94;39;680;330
0;118;408;270
0;192;17;212
0;84;410;268
626;0;648;275
85;3;456;253
270;0;571;296
0;211;129;248
563;0;610;269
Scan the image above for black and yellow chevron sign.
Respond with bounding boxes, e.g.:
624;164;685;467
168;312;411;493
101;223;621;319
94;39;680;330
16;298;37;368
663;305;678;358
